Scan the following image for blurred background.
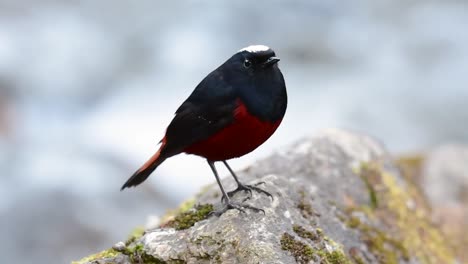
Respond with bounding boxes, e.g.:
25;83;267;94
1;1;467;263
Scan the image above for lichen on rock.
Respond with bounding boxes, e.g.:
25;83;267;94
340;161;455;264
74;129;460;264
280;232;315;263
163;204;213;230
72;249;120;264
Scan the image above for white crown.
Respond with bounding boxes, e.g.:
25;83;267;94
239;45;270;53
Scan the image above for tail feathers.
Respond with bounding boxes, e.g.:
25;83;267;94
121;148;166;190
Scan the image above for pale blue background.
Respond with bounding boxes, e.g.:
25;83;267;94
0;1;467;263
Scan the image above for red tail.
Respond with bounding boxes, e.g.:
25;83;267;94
121;141;166;190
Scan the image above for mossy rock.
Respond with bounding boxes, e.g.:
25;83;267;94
73;130;460;264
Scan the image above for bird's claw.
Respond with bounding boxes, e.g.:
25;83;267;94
254;181;266;186
211;199;265;216
225;183;273;201
241;196;251;203
231;186;252;197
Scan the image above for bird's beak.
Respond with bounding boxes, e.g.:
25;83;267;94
262;56;280;67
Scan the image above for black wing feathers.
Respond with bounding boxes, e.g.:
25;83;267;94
121;69;237;190
161;69;237;156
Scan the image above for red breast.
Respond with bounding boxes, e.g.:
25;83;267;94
184;99;282;161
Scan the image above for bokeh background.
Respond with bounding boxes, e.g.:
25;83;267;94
1;1;467;263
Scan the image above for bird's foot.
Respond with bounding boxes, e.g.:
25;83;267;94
211;198;265;216
224;182;273;201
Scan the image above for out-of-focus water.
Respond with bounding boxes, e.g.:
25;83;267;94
0;1;467;263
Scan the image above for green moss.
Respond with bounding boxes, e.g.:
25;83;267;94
316;228;324;237
345;214;409;264
346;162;456;264
297;190;316;219
394;155;432;211
349;248;366;264
346;216;361;229
293;225;319;241
118;242;185;264
178;198;197;213
167;260;186;264
319;250;352;264
72;200;210;264
395;154;424;182
160;198;197;225
357;163;379;209
380;171;449;263
352;257;366;264
280;232;315;264
125;226;145;245
360;226;402;264
73;226;149;264
282;227;355;264
395;154;427;205
312;237;352;264
165;204;213;230
72;249;119;264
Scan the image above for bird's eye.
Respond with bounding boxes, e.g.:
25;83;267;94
243;59;252;69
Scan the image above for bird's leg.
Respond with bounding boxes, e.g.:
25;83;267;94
222;160;273;200
207;161;264;216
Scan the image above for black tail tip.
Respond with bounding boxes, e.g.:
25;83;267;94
120;170;148;191
120;160;161;191
120;180;136;191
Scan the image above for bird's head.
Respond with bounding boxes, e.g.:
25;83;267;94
237;45;280;70
215;45;286;121
220;44;282;83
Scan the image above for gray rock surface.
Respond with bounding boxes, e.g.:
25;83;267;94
420;144;468;263
74;129;458;264
422;144;468;207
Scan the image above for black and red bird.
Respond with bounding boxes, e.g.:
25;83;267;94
121;45;287;215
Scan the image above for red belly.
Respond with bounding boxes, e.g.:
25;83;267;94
184;100;282;161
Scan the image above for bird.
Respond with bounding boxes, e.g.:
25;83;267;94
121;45;287;215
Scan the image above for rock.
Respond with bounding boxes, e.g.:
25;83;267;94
113;242;127;252
419;145;468;263
74;129;459;264
421;144;468;207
